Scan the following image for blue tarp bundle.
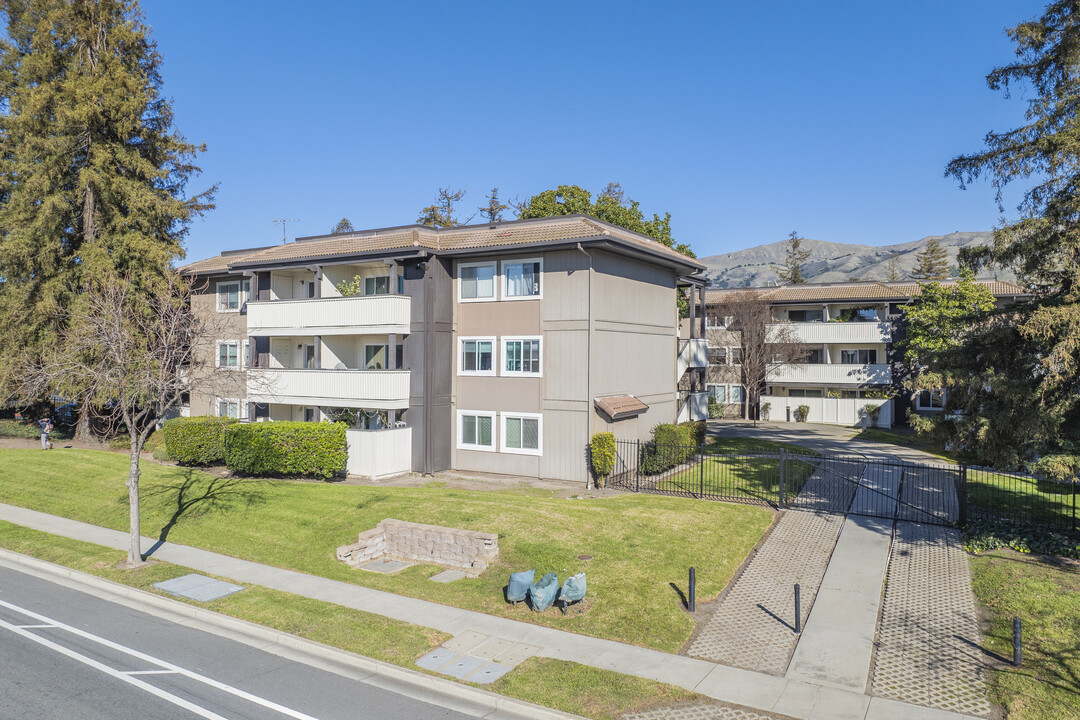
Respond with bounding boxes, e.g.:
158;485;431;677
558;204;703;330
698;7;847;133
559;572;586;610
528;572;559;612
507;569;535;603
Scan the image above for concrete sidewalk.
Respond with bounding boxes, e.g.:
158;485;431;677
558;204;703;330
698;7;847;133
0;502;985;720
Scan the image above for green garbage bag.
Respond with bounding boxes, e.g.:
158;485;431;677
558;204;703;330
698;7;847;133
528;572;559;612
507;569;534;603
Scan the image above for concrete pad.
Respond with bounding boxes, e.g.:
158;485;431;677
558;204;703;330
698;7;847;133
808;686;871;720
440;655;486;679
491;642;540;669
359;558;414;573
153;573;244;602
693;665;788;711
415;648;459;671
865;697;977;720
429;569;467;583
771;680;821;718
462;661;513;684
443;630;490;654
470;637;516;660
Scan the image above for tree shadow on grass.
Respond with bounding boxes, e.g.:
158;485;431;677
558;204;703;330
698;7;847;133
141;470;277;557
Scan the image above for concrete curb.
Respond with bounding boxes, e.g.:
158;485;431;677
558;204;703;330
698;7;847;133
0;548;587;720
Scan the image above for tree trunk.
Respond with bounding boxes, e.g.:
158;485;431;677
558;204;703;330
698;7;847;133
124;439;145;567
73;404;98;445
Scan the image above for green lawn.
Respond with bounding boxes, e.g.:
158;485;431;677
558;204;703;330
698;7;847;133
0;521;701;720
655;437;818;503
967;468;1078;532
0;447;772;652
969;551;1080;720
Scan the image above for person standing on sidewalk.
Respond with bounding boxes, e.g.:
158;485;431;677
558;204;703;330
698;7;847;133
38;417;53;450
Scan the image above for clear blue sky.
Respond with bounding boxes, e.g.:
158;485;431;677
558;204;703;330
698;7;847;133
143;0;1046;263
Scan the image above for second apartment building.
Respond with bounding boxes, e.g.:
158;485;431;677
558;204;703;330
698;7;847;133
181;215;706;483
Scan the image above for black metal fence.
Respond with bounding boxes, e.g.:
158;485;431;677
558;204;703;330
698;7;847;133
607;440;1079;534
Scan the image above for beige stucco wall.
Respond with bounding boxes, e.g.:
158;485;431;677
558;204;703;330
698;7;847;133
188;274;250;417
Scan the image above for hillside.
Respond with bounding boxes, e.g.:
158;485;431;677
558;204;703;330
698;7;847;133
699;232;1013;287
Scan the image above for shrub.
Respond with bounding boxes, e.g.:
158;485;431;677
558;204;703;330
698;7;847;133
641;423;694;475
708;399;726;419
162;416;237;465
760;402;771;421
794;405;810;422
680;420;706;447
0;419;42;439
589;432;616;487
862;404;882;426
224;421;347;479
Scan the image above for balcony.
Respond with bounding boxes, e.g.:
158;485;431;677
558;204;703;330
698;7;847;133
767;321;891;344
766;363;892;385
246;295;410;337
677;338;709;377
248;368;410;409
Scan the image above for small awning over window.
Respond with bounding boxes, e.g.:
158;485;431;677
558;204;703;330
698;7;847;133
594;395;649;421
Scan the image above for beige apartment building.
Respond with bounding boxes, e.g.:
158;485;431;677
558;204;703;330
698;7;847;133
180;215;707;483
702;279;1029;427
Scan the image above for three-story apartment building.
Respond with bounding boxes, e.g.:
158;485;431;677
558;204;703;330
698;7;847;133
703;279;1029;427
181;215;706;482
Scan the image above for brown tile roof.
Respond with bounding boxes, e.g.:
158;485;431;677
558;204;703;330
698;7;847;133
178;246;277;276
180;215;704;274
594;395;650;421
705;279;1029;304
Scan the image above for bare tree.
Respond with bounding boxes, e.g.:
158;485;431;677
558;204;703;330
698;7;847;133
712;290;807;423
20;271;244;567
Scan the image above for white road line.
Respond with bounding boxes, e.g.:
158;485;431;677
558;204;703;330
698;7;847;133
125;669;183;675
0;599;323;720
14;623;56;629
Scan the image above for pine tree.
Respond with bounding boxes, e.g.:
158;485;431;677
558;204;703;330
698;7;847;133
0;0;213;395
774;231;811;284
417;187;470;228
910;238;950;280
885;251;904;281
331;217;355;233
478;187;508;223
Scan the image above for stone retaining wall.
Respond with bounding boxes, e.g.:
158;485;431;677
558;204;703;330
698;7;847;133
337;519;499;577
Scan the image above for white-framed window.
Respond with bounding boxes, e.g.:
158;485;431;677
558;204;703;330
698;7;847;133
502;337;541;376
707;384;727;403
217;340;248;369
365;276;390;296
730;385;745;404
708;346;727;365
459;261;496;302
459;337;496;376
216;398;248;420
502;258;542;299
918;389;946;411
841;349;878;364
458;410;495;451
216;279;250;312
501;412;542;455
730;347;744;365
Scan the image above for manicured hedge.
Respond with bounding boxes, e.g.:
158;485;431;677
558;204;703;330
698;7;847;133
161;416;237;465
223;421;346;479
589;432;616;485
641;423;698;475
680;420;707;447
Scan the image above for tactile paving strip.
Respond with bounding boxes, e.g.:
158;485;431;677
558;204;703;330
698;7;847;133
686;509;844;674
871;522;992;717
622;702;790;720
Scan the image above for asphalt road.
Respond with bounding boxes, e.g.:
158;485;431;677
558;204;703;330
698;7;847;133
0;565;473;720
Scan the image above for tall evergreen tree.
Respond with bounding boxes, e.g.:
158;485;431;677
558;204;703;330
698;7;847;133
938;0;1080;472
774;231;811;284
910;237;950;280
478;187;508;223
0;0;213;399
885;251;904;281
331;217;354;233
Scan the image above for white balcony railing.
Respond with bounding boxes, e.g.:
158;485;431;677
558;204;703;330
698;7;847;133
248;368;410;409
677;338;709;378
766;363;892;385
246;295;410;337
767;321;891;344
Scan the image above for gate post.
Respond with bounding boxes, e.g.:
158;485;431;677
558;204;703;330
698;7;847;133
635;439;641;493
958;464;968;526
779;450;787;509
699;443;705;498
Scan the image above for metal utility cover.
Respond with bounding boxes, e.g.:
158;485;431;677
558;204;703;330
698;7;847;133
439;655;486;679
153;574;244;602
464;662;513;684
415;648;459;671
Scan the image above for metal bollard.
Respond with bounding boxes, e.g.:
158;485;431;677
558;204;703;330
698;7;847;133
794;583;801;633
1013;616;1022;667
689;567;696;612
